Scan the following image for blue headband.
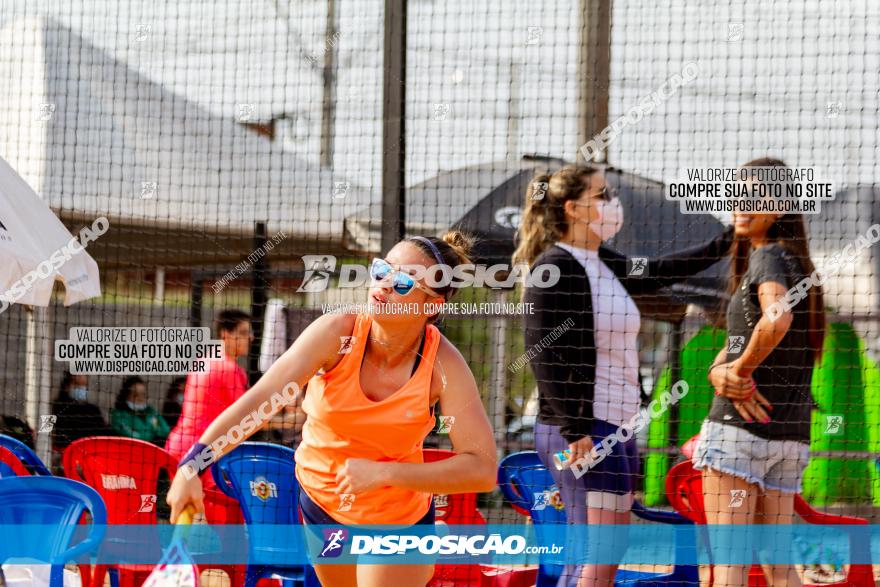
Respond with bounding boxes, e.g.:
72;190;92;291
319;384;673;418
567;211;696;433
408;236;445;267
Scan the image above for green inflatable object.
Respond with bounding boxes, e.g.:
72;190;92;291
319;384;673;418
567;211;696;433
643;325;725;506
644;321;878;506
863;349;880;507
643;363;673;506
802;322;872;505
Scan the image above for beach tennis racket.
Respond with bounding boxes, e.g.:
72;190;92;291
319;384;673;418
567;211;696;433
143;505;199;587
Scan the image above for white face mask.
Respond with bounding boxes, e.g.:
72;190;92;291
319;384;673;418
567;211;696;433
70;386;89;402
587;197;624;241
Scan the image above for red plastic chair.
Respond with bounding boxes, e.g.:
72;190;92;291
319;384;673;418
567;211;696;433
666;459;873;586
62;437;243;587
664;461;706;525
425;448;488;526
424;448;488;586
680;435;699;461
423;449;538;587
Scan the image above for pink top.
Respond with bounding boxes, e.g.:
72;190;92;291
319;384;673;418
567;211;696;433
165;356;248;460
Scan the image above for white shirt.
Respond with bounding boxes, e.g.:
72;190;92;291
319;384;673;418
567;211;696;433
555;242;642;426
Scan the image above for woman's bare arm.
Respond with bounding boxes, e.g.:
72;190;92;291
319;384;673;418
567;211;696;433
709;347;727;371
192;312;353;460
168;312;355;520
734;281;794;377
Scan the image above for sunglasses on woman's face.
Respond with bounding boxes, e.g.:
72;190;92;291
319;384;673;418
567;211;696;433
370;258;439;297
572;185;618;210
593;185;618;201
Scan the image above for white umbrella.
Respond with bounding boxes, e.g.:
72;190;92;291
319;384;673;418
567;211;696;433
0;156;102;307
0;155;102;462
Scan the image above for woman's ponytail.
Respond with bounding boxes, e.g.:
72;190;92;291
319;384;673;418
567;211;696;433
512;166;600;267
512;174;554;267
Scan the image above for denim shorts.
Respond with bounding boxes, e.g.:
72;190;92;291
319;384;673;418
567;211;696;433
692;420;810;494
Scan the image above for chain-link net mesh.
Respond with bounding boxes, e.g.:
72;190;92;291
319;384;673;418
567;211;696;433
0;1;878;584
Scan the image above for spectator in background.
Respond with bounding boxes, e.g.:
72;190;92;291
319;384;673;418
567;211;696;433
250;383;307;448
0;414;35;448
161;377;186;429
111;376;170;444
514;165;732;587
51;371;112;450
165;309;252;484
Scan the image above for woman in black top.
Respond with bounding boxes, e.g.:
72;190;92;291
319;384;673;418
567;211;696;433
695;158;826;587
514;164;733;587
51;371;112;450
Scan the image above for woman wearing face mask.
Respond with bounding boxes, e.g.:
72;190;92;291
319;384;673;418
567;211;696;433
514;165;733;587
111;376;170;445
51;371;113;451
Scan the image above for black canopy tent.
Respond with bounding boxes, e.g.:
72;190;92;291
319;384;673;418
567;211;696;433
344;156;731;322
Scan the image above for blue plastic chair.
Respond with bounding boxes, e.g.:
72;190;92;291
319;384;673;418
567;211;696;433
0;476;107;586
498;451;697;587
0;434;52;477
212;442;318;587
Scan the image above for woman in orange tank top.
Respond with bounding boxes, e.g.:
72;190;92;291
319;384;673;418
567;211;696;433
166;231;498;587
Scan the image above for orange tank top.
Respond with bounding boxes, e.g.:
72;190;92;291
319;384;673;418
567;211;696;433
295;313;439;525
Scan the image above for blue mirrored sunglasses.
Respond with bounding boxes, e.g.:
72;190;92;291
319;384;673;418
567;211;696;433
369;258;438;296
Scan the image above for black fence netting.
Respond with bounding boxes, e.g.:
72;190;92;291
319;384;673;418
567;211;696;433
0;1;878;585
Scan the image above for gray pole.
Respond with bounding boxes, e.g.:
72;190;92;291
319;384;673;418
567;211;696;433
26;305;52;464
488;290;509;458
382;0;407;253
319;0;338;168
576;0;612;164
507;61;520;163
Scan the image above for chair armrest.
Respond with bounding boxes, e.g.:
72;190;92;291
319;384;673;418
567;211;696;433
498;485;529;514
794;496;868;526
54;527;106;565
632;501;693;525
31;461;52;476
497;468;532;516
794;495;872;568
210;463;236;498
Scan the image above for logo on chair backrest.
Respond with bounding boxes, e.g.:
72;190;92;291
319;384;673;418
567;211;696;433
138;494;157;513
101;474;137;490
249;476;278;501
548;486;564;510
532;486;565;511
533;491;550;511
